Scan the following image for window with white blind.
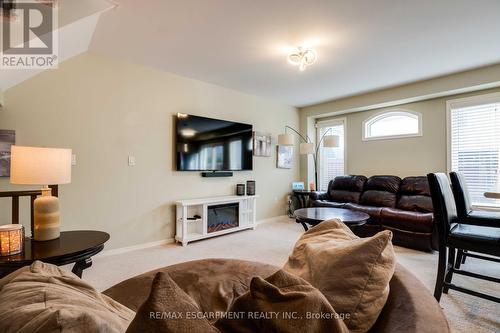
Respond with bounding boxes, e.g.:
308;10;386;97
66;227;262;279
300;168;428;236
317;119;345;191
448;93;500;208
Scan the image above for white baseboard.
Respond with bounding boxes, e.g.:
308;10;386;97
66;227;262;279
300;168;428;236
256;214;289;225
98;238;175;257
96;215;288;257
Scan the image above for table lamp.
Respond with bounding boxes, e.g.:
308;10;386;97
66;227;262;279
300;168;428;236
10;146;72;241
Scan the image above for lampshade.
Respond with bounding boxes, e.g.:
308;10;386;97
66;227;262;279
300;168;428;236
323;135;340;148
299;142;314;155
10;146;72;185
278;133;294;146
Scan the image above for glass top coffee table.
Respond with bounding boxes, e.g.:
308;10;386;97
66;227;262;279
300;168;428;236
294;207;369;231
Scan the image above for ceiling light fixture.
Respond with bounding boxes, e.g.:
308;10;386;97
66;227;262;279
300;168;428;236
288;47;317;71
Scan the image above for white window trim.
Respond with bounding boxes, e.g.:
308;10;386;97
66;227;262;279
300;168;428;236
446;91;500;172
446;91;500;211
362;109;423;141
316;117;347;191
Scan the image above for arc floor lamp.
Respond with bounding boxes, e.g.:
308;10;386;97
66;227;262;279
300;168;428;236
278;125;339;190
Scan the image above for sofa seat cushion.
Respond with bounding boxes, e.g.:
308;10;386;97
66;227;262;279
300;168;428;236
361;190;397;208
312;200;346;208
284;219;396;333
380;208;434;233
345;203;382;225
397;195;433;213
103;259;278;316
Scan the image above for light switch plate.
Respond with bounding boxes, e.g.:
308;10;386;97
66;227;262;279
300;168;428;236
128;155;136;166
71;154;77;166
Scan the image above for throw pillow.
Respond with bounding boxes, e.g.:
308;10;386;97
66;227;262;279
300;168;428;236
215;269;349;333
283;219;396;333
0;261;135;333
126;272;219;333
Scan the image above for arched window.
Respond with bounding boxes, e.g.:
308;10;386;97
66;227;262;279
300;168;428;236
363;110;422;140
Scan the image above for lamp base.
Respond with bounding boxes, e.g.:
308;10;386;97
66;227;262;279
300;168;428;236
33;190;60;241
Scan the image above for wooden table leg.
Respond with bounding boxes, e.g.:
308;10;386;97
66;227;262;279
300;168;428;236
72;258;92;278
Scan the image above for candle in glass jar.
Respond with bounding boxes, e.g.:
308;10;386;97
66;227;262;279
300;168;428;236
0;224;24;256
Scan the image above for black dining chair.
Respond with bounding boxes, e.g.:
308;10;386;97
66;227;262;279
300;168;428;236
449;171;500;227
449;171;500;268
427;173;500;303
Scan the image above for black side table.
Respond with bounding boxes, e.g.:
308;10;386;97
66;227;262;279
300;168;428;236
0;230;109;278
294;207;369;231
292;190;315;209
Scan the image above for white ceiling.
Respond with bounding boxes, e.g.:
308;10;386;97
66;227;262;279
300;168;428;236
89;0;500;107
5;1;500;107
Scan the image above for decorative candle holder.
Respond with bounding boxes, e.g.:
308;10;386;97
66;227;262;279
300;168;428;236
0;224;25;256
236;184;245;196
246;180;256;196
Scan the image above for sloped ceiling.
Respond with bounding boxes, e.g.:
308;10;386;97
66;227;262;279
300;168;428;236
2;1;500;107
89;0;500;107
0;0;114;91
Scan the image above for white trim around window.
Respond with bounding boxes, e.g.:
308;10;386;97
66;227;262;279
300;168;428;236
316;117;347;191
362;109;423;141
446;91;500;210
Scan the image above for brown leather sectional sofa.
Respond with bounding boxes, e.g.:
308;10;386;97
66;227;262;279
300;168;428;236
310;175;437;252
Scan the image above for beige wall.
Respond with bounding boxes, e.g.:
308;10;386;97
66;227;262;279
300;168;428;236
302;86;500;180
299;63;500;183
0;53;299;249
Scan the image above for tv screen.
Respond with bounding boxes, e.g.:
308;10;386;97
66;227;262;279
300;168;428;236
176;114;253;171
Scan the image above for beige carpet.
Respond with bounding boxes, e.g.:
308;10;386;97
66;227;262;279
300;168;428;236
81;216;499;333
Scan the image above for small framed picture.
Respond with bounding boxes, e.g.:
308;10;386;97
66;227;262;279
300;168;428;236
277;146;293;169
253;131;272;157
0;130;15;177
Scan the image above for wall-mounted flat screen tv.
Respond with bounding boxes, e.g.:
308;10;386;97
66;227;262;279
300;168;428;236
176;114;253;171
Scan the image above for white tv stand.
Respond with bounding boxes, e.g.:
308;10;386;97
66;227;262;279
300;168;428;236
175;195;258;246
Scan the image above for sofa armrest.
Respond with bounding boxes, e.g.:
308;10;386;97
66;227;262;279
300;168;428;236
309;191;328;201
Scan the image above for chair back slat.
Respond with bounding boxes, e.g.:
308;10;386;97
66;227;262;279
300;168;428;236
0;185;59;237
427;173;457;249
11;196;19;224
449;171;473;217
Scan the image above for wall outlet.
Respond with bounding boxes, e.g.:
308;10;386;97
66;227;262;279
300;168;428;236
128;155;136;166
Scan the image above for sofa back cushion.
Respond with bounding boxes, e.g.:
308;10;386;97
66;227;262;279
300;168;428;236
397;176;433;213
360;176;401;207
328;175;367;203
